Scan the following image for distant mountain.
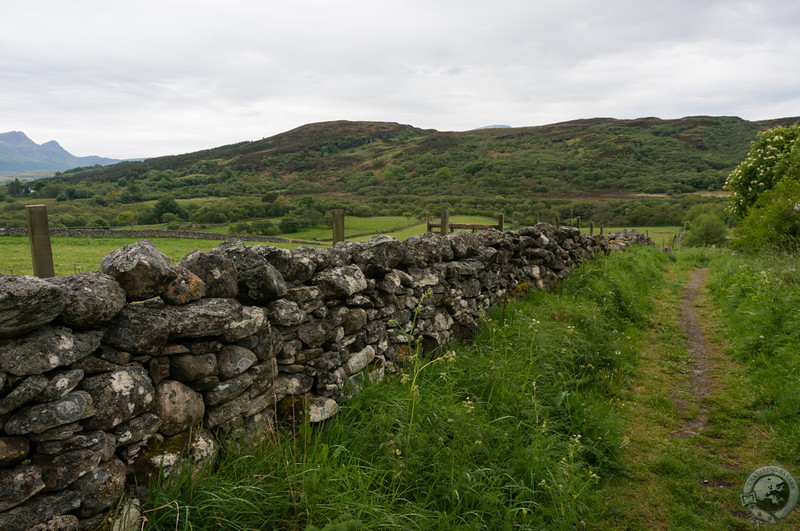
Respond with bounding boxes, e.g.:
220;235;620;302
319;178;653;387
473;125;512;130
0;131;121;176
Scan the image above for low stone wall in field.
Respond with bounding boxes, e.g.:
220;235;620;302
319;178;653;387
0;224;651;530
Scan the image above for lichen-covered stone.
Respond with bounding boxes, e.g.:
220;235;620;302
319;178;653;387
170;353;218;382
160;265;207;305
211;240;287;304
0;464;44;512
101;240;177;301
0;489;81;531
4;391;95;435
33;448;102;491
48;270;126;328
0;375;48;414
314;265;368;299
79;366;155;430
35;369;84;403
103;305;170;356
217;345;257;379
152;380;204;436
71;457;127;518
0;276;65;339
179;249;239;298
0;327;102;376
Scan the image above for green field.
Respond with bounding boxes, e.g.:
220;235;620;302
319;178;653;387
1;218;678;276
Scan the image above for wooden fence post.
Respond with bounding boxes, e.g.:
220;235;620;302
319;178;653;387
576;216;581;230
332;209;345;244
26;204;55;278
589;222;594;236
555;215;560;227
497;214;504;231
440;210;449;235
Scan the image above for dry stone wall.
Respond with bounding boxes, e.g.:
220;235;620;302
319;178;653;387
0;224;651;530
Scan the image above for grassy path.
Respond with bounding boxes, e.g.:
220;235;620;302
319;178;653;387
596;257;800;529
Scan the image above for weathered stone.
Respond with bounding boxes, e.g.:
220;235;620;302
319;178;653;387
103;305;170;355
179;250;239;298
161;265;207;305
267;299;307;327
70;355;121;374
351;236;406;277
36;430;114;457
0;437;30;467
153;380;204;436
285;286;324;312
215;345;256;380
0;489;81;531
96;345;133;365
4;391;95;435
223;305;268;342
297;320;328;348
165;298;266;342
314;265;368;299
101;240;177;301
252;246;317;283
0;327;102;377
0;464;44;512
34;448;102;491
247;359;278;398
272;373;313;402
114;413;161;446
0;275;65;339
211;239;287;304
28;422;83;442
69;457;127;519
204;392;250;429
0;375;48;414
307;395;339;423
170;353;217;381
29;514;79;531
48;271;126;328
79;366;155;430
187;375;221;392
149;356;171;385
205;371;253;407
35;369;84;403
344;346;375;376
341;308;368;336
402;232;447;266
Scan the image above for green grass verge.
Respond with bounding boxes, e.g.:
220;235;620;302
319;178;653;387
139;247;665;530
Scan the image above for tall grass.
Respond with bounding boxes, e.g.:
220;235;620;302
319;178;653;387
140;247;666;530
706;251;800;462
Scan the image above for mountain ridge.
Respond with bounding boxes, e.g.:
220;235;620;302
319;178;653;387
0;131;121;176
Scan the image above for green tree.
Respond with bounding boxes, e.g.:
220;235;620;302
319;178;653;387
733;179;800;252
684;213;728;247
153;196;185;222
725;125;800;217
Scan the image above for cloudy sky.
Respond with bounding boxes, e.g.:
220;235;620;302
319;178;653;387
2;0;799;159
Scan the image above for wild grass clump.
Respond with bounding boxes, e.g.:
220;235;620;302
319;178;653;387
706;251;800;461
141;247;665;530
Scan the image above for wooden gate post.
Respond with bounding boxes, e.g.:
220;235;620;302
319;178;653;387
332;209;345;244
497;214;504;231
440;210;449;235
26;204;55;278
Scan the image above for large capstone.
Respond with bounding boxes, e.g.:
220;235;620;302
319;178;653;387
0;275;65;339
314;265;368;299
103;305;170;355
211;240;287;304
179;250;239;298
101;240;177;301
48;271;126;328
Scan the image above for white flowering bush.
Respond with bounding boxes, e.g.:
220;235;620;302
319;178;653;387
725;125;800;218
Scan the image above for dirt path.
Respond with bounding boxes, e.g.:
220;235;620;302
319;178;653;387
672;268;712;439
596;264;798;529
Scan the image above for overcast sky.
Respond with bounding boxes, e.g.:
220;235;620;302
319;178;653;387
2;0;799;159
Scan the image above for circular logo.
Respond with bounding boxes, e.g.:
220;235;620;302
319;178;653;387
741;466;798;524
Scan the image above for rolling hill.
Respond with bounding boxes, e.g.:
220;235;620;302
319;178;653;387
2;115;799;229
